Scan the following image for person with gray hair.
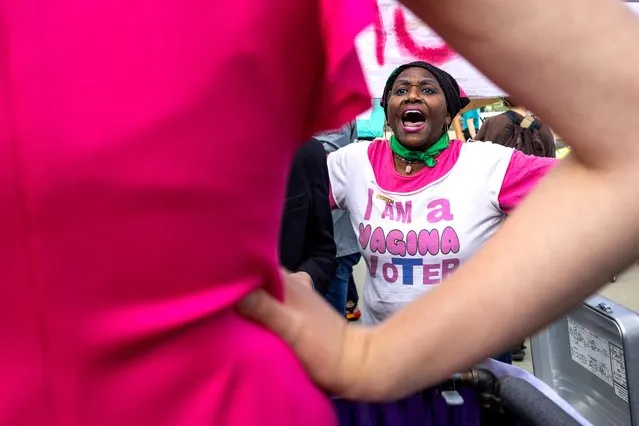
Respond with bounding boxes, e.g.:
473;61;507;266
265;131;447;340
315;122;363;319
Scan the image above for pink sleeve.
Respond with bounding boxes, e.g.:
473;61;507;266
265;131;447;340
498;150;557;213
306;0;374;136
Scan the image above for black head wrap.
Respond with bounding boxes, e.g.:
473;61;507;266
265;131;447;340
380;61;470;119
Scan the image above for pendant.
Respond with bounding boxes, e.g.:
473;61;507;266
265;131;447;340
405;164;412;174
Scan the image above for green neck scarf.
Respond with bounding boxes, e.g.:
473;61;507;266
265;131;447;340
390;132;450;168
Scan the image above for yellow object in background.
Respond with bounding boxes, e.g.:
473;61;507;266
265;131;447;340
556;146;571;159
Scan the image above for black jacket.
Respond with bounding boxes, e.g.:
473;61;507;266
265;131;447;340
279;138;336;294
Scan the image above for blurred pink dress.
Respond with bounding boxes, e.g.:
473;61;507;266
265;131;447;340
0;1;371;424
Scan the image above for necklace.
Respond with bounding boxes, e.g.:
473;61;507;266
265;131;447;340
389;133;450;170
393;154;422;174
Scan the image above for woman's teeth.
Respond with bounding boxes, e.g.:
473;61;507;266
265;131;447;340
402;110;426;127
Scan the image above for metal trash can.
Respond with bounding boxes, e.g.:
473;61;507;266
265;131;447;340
531;295;639;426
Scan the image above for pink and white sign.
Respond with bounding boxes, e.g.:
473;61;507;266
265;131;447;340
357;1;639;99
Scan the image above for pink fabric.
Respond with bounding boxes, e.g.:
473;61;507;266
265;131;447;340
368;139;463;192
0;1;372;425
498;150;557;213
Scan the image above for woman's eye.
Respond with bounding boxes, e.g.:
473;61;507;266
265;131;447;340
421;87;436;95
395;88;408;95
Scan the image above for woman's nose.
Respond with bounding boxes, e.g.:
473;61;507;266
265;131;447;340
407;86;420;100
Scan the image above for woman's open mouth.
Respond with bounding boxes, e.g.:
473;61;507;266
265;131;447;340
400;110;427;133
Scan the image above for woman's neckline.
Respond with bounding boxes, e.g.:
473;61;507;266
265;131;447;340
389;140;453;179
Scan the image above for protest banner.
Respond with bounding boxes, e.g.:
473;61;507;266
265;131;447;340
357;1;639;99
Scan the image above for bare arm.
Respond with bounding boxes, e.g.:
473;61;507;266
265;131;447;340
365;0;639;398
402;0;639;169
466;118;476;138
240;0;639;402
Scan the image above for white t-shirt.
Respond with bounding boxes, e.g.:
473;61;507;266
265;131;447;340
328;139;540;325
